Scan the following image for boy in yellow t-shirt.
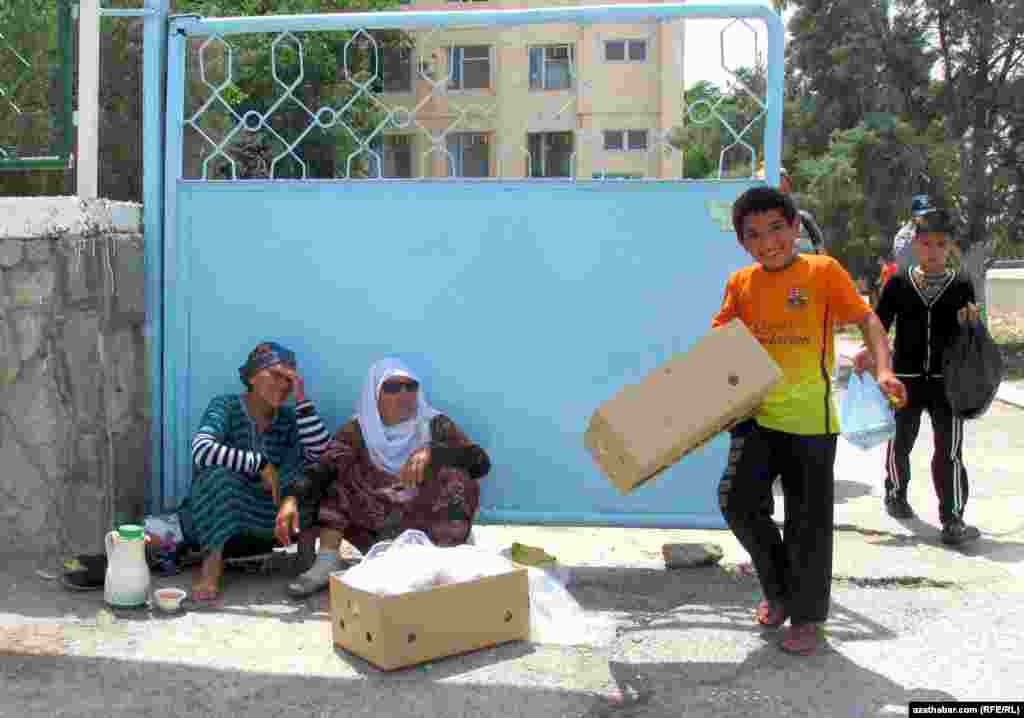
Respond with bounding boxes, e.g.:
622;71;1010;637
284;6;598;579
713;187;906;655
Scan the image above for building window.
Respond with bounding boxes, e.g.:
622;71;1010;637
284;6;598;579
373;46;412;93
369;135;413;178
605;39;647;62
603;131;623;151
527;132;573;178
448;46;490;90
627;129;648;150
528;45;574;90
603;129;649;151
446;132;490;177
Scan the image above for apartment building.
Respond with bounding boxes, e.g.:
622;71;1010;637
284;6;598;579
362;0;686;179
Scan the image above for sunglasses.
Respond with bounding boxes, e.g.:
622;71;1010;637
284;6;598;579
380;380;420;395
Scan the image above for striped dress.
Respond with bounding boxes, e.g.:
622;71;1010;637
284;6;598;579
186;394;330;551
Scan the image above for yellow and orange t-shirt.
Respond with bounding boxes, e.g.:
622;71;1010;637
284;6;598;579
712;255;871;435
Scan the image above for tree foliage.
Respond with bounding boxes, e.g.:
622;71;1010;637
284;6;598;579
678;65;768;179
175;0;404;180
782;0;1024;292
0;0;72;195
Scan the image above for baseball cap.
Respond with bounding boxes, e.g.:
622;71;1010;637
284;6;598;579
910;193;936;217
914;208;954;235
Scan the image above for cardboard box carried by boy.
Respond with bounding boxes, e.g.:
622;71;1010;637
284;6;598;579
585;319;783;494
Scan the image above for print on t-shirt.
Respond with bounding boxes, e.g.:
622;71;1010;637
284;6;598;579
712;256;871;435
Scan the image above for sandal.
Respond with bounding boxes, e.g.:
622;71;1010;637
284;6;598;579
286;552;344;599
779;622;824;655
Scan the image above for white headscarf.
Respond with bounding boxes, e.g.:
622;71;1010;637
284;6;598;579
357;357;440;476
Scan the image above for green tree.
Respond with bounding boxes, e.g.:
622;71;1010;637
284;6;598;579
676;81;724;178
924;0;1024;287
175;0;405;180
783;0;1024;295
0;0;73;196
679;67;768;180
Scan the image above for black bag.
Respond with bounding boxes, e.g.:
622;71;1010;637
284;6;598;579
943;319;1005;420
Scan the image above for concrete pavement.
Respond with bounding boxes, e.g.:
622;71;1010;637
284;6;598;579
2;349;1023;718
997;381;1024;409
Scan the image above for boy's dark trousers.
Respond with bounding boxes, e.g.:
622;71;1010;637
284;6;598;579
885;376;969;524
719;420;837;624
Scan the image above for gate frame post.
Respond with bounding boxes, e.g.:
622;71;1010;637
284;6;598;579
160;15;191;510
142;0;171;512
76;0;100;197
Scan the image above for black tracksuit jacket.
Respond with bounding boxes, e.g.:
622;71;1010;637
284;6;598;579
874;267;975;379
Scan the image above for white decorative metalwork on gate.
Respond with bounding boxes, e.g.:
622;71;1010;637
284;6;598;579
176;7;774;182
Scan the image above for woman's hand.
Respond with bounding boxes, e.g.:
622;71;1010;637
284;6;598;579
286;368;307;403
275;496;300;546
260;463;281;506
398;448;431;488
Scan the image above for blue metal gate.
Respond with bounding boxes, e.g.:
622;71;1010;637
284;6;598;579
152;1;785;527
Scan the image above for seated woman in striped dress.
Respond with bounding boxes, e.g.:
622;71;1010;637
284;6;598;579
187;342;330;603
277;357;491;598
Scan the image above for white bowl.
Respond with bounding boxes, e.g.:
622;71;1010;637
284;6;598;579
153;587;187;612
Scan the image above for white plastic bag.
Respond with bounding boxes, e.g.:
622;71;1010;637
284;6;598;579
339;530;516;595
360;527;433;563
841;372;897;450
526;566;587;644
143;513;184;545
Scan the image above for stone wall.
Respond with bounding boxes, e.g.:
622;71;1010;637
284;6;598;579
0;197;148;558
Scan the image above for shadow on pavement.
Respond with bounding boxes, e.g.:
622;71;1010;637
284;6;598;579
332;639;538;679
603;649;957;718
1;556;960;718
1;559;331;624
835;479;874;503
0;652;585;718
0;633;949;718
568;565;897;644
863;518;1024;565
956;538;1024;564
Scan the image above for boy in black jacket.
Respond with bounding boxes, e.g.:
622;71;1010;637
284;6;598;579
855;206;981;546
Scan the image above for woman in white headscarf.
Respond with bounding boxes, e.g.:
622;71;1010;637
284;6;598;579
278;357;491;597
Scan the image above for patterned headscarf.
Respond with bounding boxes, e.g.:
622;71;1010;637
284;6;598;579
239;341;297;388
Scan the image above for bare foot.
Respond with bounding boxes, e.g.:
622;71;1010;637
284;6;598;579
192;550;224;598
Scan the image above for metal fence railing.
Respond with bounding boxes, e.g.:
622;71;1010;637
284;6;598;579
171;11;775;183
0;0;74;170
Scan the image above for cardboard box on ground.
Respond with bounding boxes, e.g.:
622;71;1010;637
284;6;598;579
586;319;783;494
330;568;530;671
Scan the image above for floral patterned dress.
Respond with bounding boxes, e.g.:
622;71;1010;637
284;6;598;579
291;414;490;552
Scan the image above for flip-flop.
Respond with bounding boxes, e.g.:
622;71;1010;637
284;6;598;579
61;574;104;592
61;570;104;592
